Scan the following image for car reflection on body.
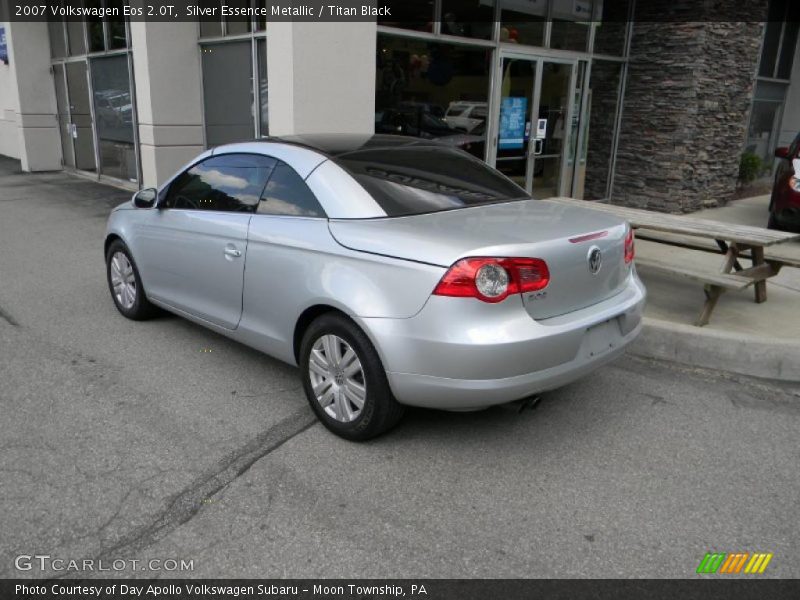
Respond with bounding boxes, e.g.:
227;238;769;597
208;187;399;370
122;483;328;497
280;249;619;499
375;103;457;139
444;101;487;133
104;134;645;440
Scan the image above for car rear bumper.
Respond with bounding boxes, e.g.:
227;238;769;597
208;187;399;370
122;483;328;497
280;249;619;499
773;206;800;230
357;270;646;410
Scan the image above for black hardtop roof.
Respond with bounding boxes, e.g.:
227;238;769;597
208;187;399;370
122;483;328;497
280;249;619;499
258;134;449;158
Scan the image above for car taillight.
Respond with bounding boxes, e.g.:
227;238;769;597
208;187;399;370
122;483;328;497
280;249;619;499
624;228;635;264
432;257;550;303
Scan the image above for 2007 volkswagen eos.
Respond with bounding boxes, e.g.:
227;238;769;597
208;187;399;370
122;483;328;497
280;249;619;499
105;135;645;440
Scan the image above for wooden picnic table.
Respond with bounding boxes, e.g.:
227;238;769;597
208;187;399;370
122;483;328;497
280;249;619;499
546;196;800;325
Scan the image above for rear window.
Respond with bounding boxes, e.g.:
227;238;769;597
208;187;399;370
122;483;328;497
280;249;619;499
334;146;528;217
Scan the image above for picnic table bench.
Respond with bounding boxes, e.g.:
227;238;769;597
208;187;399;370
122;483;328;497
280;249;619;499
546;197;800;326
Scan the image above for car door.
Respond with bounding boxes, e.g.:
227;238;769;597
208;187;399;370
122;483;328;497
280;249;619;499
133;153;276;329
241;159;329;352
775;133;800;192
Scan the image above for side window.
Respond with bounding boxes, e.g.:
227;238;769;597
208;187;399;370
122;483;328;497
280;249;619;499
164;154;275;213
258;161;326;218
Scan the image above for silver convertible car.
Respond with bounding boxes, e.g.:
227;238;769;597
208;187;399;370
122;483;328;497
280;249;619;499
105;135;645;440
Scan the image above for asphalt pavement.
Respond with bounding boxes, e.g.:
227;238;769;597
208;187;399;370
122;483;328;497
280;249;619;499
1;159;799;579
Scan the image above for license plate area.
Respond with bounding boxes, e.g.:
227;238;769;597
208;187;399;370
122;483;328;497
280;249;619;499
584;318;622;359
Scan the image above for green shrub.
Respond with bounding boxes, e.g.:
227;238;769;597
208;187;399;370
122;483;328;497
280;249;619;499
738;152;764;184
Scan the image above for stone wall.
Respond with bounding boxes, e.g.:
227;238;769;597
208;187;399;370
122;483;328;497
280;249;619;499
611;2;768;212
583;61;624;200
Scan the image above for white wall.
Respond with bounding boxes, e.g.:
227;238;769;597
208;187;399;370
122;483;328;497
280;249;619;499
267;21;376;136
778;38;800;147
1;21;61;171
0;22;20;159
1;18;378;180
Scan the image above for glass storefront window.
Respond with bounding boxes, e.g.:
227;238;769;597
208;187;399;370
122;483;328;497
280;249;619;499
48;19;67;59
225;16;251;35
759;0;800;79
200;4;257;38
532;60;574;197
255;0;267;31
579;60;623;200
257;38;269;136
593;0;630;56
65;61;97;171
561;61;586;194
747;101;783;163
549;0;593;52
88;20;105;52
49;3;136;183
197;14;267;144
374;1;632;200
746;80;787;164
201;41;255;147
107;21;128;49
86;1;106;52
91;55;137;182
378;0;435;34
375;35;492;160
441;0;495;40
759;0;787;77
495;57;535;188
107;0;128;49
776;17;799;79
499;0;546;47
67;20;87;56
200;19;223;38
53;64;75;168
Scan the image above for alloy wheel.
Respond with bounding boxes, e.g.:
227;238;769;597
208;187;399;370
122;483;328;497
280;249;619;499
308;334;367;423
110;251;137;310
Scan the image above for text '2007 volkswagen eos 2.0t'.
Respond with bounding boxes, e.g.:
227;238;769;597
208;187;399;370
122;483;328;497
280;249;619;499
105;135;645;440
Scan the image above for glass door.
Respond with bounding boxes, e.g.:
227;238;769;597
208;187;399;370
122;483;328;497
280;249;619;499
90;55;138;182
494;56;537;192
536;60;576;198
53;64;75;169
65;61;97;172
492;53;577;198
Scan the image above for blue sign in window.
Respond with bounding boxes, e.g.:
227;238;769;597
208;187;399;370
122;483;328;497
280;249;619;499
0;27;7;65
498;97;528;150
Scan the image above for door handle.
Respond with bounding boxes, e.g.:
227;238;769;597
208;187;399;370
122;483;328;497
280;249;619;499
224;247;242;258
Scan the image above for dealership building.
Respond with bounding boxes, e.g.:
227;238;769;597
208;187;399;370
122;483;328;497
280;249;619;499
0;0;799;213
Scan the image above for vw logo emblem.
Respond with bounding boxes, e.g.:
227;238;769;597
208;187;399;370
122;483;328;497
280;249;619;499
588;247;602;274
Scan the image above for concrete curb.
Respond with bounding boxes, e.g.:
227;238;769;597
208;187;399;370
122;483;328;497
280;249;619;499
630;317;800;382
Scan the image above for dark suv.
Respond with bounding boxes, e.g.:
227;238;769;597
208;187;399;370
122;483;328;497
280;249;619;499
769;132;800;232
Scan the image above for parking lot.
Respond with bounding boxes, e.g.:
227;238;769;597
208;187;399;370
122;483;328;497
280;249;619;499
1;159;799;578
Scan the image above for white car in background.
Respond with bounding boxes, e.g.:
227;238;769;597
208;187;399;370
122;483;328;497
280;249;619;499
445;102;488;133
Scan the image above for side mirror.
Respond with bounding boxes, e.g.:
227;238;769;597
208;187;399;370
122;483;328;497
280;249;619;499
775;146;790;159
132;187;157;208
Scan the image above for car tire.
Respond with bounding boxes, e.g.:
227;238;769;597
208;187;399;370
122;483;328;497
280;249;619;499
299;313;405;441
106;239;159;320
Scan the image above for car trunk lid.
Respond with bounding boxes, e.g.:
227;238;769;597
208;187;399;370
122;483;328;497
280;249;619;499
328;199;631;319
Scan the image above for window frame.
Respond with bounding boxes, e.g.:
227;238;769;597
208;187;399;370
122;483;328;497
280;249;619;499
332;145;530;218
161;152;277;214
256;158;328;219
